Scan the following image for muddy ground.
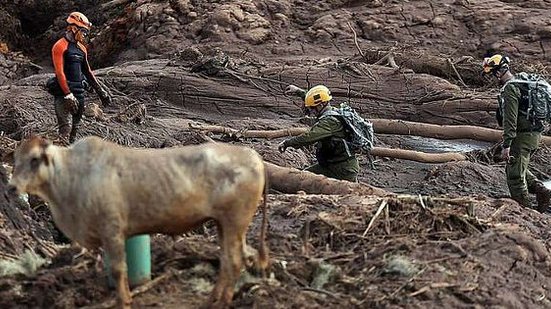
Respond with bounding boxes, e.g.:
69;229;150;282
1;0;551;308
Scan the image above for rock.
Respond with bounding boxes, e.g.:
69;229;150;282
238;27;271;44
432;16;445;26
537;26;551;39
84;103;107;122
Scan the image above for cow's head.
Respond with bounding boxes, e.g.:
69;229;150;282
9;135;53;195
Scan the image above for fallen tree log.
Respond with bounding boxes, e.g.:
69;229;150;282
189;120;551;146
370;148;466;163
265;162;391;196
371;119;551;146
188;124;306;139
190;123;468;163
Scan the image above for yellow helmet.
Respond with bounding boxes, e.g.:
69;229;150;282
482;54;510;74
304;85;332;107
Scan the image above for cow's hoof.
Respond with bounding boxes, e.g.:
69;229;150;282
205;300;229;309
117;299;132;309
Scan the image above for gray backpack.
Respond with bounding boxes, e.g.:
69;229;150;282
498;72;551;123
323;103;375;153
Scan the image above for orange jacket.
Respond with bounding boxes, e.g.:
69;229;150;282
51;37;99;95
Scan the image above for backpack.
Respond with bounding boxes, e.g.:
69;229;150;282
497;72;551;125
322;103;375;153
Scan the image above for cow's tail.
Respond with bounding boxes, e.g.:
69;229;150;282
257;163;270;275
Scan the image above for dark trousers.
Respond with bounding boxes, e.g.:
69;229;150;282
54;94;85;143
506;132;541;207
305;157;359;182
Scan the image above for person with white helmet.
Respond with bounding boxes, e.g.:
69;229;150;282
50;12;112;143
483;54;551;212
278;84;360;182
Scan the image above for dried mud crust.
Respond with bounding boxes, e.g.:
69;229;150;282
1;195;551;308
2;0;551;72
1;1;551;308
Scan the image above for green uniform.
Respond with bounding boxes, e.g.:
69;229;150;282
500;81;544;207
283;107;359;182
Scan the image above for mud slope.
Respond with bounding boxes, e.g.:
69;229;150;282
1;0;551;308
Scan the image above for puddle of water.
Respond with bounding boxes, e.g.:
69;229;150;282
401;136;492;153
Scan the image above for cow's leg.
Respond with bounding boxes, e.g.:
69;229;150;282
242;239;257;268
211;223;226;303
103;235;131;309
212;223;246;308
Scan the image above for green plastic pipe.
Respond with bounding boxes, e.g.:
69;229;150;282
104;234;151;288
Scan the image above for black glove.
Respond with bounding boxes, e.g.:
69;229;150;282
98;89;112;107
285;84;303;95
278;141;288;153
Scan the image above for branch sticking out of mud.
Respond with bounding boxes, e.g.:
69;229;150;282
362;200;388;236
446;58;467;87
100;0;132;10
356;48;485;86
374;50;399;69
347;22;365;59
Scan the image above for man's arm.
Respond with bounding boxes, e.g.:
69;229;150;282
51;39;71;95
285;85;307;100
80;45;101;90
81;45;111;106
284;116;343;148
502;84;521;148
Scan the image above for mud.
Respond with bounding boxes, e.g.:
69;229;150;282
1;0;551;308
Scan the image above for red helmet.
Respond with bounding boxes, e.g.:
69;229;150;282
66;12;92;30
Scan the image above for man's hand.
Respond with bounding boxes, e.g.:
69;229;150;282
278;141;288;153
98;89;112;107
501;147;511;162
285;85;302;95
63;93;79;114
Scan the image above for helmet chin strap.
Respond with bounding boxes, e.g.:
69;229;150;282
66;26;89;45
313;102;329;117
493;66;508;77
65;30;76;43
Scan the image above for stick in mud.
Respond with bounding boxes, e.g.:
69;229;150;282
362;199;388;237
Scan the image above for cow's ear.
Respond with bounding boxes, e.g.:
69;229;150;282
40;152;50;166
39;137;51;150
39;140;52;167
2;151;14;165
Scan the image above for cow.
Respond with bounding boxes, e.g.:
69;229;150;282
7;135;269;309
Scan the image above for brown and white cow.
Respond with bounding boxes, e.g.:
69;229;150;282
8;135;269;308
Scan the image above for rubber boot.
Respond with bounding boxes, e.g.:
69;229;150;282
511;194;532;209
529;181;551;213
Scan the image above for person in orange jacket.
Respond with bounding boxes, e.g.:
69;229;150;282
51;12;112;143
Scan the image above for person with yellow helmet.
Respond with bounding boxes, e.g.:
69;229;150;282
49;12;112;143
483;54;551;211
278;84;360;182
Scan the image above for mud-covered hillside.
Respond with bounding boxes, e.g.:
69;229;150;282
1;1;551;308
1;0;550;70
